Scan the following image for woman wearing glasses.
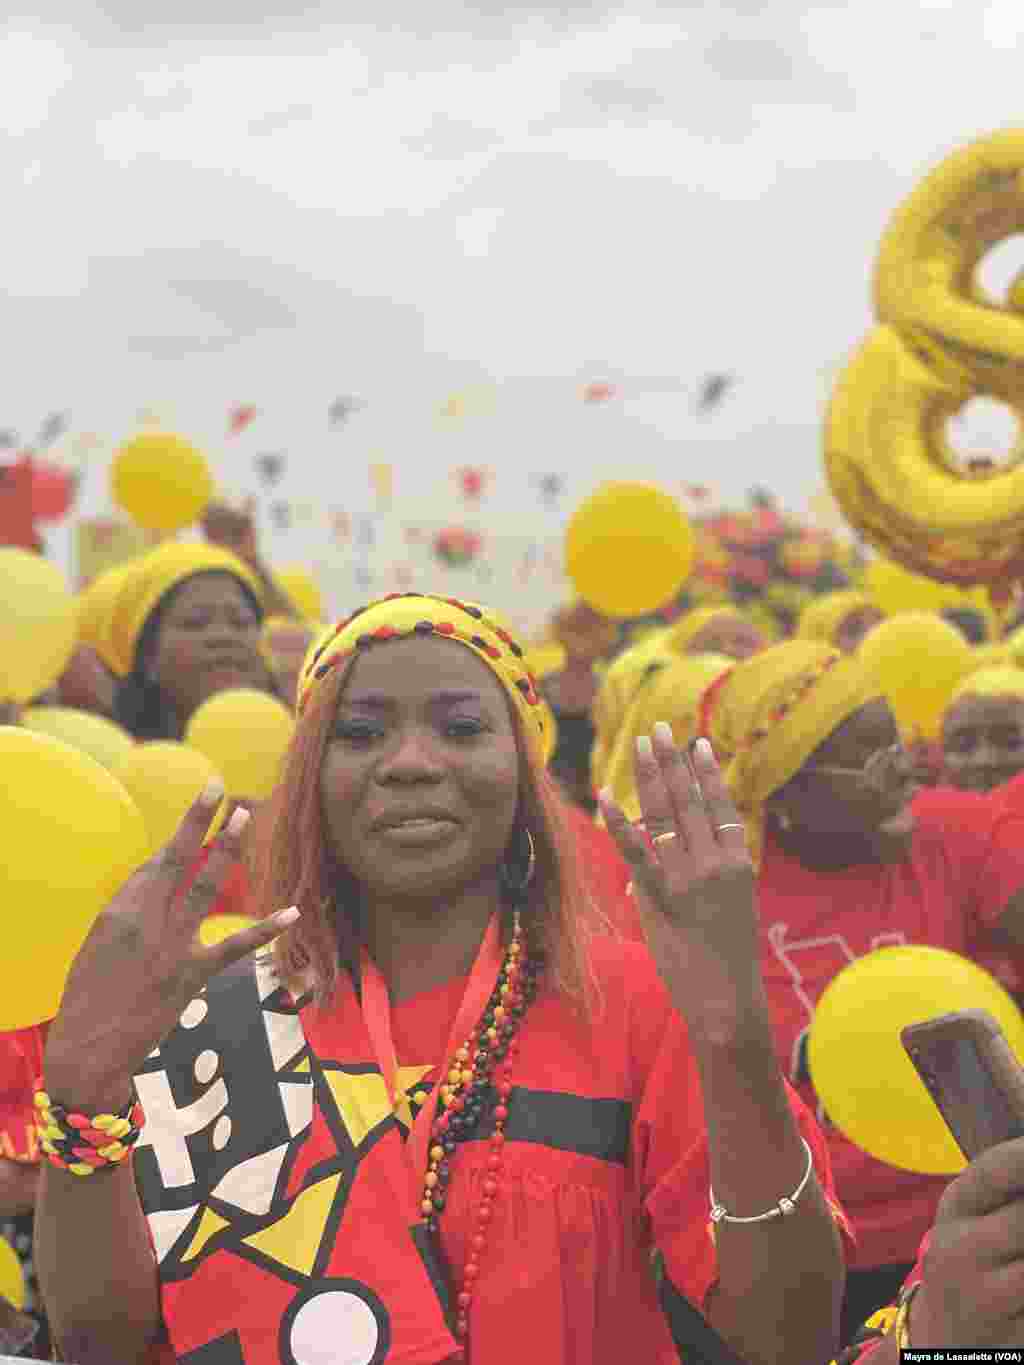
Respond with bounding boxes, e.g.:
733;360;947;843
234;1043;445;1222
699;640;1024;1347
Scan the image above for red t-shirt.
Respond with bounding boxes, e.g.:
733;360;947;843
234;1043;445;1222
912;784;1024;995
758;787;1024;1271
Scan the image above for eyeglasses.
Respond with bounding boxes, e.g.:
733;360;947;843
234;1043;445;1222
804;743;909;792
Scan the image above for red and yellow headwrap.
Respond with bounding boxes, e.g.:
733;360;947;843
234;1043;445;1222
297;593;555;764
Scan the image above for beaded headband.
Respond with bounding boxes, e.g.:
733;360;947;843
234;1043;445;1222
734;651;843;753
297;592;553;762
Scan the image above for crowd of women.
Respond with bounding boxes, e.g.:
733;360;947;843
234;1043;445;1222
4;514;1024;1362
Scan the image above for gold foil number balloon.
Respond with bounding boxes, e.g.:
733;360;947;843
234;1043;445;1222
826;129;1024;598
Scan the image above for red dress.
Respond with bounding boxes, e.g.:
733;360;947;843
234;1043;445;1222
757;788;1024;1272
129;937;850;1364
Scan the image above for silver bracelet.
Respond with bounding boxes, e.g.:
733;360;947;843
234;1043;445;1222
709;1138;814;1225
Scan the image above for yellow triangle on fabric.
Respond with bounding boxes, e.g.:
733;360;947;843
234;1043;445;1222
292;1056;310;1072
242;1173;341;1278
181;1207;230;1262
323;1070;392;1148
395;1065;433;1096
393;1065;434;1128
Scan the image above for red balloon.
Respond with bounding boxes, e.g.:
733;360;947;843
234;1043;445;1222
31;461;75;523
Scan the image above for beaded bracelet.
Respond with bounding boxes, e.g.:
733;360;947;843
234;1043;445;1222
709;1138;814;1224
33;1085;145;1177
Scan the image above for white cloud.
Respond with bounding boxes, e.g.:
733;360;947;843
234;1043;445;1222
0;27;74;135
7;0;1024;615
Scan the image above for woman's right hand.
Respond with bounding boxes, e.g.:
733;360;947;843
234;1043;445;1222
911;1136;1024;1346
42;780;300;1111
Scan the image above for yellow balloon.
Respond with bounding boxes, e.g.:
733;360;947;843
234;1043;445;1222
198;912;257;948
21;707;135;773
0;1232;26;1311
113;741;223;855
0;549;78;703
565;482;695;619
0;728;149;1029
809;945;1024;1174
110;430;214;532
865;558;999;629
859;611;974;740
185;688;295;801
275;565;325;622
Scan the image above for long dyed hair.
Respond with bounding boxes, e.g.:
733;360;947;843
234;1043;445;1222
247;650;605;1016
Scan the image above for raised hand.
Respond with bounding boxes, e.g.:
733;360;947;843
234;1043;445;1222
909;1136;1024;1347
43;780;299;1110
598;726;763;1033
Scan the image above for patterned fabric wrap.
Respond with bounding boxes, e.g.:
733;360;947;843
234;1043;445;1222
296;593;554;763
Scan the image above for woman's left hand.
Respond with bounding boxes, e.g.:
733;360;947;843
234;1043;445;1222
599;724;764;1035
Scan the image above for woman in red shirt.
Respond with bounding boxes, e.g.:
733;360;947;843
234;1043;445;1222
34;593;846;1365
705;640;1024;1346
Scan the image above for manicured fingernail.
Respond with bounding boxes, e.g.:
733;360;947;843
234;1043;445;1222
200;778;225;807
227;806;251;837
276;906;300;925
653;721;673;745
636;735;653;758
695;737;714;762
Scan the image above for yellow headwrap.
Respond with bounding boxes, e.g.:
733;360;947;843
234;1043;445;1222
709;640;883;866
106;543;264;679
797;591;874;646
76;561;139;673
297;592;554;764
949;665;1024;706
667;607;745;652
602;653;733;822
590;632;674;790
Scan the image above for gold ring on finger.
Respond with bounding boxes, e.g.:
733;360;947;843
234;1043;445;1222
715;823;744;833
652;831;678;846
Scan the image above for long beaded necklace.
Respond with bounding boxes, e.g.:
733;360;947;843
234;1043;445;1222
417;909;543;1360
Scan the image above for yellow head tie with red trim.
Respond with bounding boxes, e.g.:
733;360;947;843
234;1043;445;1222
296;593;554;764
706;639;883;866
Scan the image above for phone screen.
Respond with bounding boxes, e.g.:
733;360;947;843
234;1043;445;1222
927;1037;1024;1158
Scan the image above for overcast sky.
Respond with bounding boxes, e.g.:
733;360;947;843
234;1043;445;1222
5;1;1024;614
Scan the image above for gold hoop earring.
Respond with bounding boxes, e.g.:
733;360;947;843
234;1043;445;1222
500;826;536;902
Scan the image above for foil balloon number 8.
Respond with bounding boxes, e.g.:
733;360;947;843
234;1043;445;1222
826;129;1024;601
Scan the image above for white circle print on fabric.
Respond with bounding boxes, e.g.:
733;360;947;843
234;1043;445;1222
180;997;208;1029
286;1284;389;1365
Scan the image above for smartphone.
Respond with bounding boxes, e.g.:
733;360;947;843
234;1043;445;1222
901;1009;1024;1162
